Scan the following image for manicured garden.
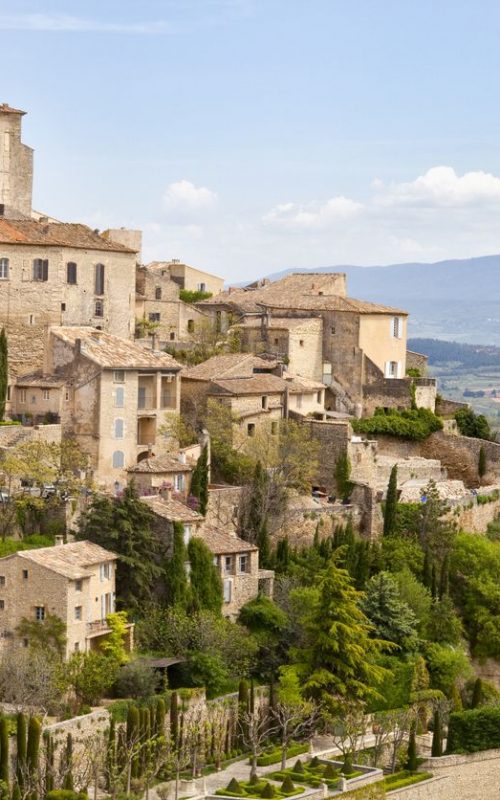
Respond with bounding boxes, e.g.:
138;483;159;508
215;776;305;798
256;744;309;767
384;770;433;792
270;757;363;787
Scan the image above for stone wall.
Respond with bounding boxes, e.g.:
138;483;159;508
301;418;351;493
350;482;383;540
205;485;243;533
362;376;436;416
406;350;429;374
435;396;469;417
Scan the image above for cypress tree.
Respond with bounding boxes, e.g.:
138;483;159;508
439;555;449;599
257;519;271;569
471;677;483;709
191;446;209;515
16;713;27;792
170;692;179;749
0;716;9;787
27;717;41;796
249;679;255;713
241;461;268;545
0;329;7;422
126;705;140;780
478;446;487;480
450;683;463;712
422;550;432;590
335;451;352;503
165;521;190;609
275;538;290;572
188;537;223;613
44;731;54;795
383;465;398;536
406;725;417;772
238;679;249;709
106;719;116;792
431;710;443;757
155;698;166;737
62;734;74;791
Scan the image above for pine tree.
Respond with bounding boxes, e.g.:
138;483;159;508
406;725;417;772
188;537;223;612
0;716;9;787
191;445;209;515
361;571;418;651
0;329;7;422
431;710;443;757
383;465;398;536
335;451;352;503
165;521;190;609
478;446;487;480
471;677;483;709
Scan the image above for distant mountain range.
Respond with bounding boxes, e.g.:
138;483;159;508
255;255;500;346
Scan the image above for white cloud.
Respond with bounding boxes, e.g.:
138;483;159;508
263;195;363;229
0;13;175;33
374;166;500;208
162;180;217;214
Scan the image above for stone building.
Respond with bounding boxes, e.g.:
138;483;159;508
0;540;133;657
0;104;33;219
147;260;224;295
196;272;436;415
126;452;194;496
10;327;183;488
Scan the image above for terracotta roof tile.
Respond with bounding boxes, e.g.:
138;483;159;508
195;525;258;554
182;353;276;381
259;295;407;315
15;370;65;388
50;327;182;370
141;495;203;523
0;220;137;253
128;455;192;474
0;103;25;115
7;541;116;580
208;374;288;396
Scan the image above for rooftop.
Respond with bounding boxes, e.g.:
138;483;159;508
182;353;277;381
236;316;322;332
258;295;407;315
128;455;193;474
15;370;65;388
141;494;203;523
195;525;257;554
0;103;25;115
50;327;182;371
208;374;288;396
5;541;116;580
0;220;137;253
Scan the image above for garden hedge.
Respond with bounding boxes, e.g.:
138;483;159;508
446;707;500;753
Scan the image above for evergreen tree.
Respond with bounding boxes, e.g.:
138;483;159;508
422;549;432;590
126;706;140;779
16;713;27;792
431;565;437;599
383;465;398;537
439;555;449;599
257;519;271;569
478;446;487;479
78;483;162;611
165;521;190;608
298;555;388;712
155;698;166;737
188;537;223;613
191;445;209;515
0;716;9;787
62;734;74;791
27;717;41;799
0;329;7;422
240;461;269;545
471;677;483;708
361;571;418;651
43;732;54;795
335;451;352;503
431;710;443;757
406;724;417;772
275;538;290;572
170;692;179;749
418;480;456;563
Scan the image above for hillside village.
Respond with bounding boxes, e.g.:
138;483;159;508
1;103;500;800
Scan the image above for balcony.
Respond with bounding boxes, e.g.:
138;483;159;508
86;619;111;636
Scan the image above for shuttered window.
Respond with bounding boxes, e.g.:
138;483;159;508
33;259;48;281
95;263;105;295
66;262;77;284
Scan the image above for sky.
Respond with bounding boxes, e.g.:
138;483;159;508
3;0;500;282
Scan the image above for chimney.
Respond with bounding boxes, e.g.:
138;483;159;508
178;451;186;464
147;444;153;458
54;535;64;547
160;483;173;502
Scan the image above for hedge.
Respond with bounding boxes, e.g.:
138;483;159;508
352;408;443;441
256;743;308;766
447;707;500;753
384;771;433;791
341;783;385;800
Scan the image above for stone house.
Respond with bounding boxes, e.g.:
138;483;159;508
147;260;224;296
0;540;133;657
236;316;324;382
140;492;266;618
0;103;33;219
126;452;194;496
10;327;183;488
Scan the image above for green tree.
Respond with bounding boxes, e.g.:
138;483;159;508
383;465;398;537
165;522;190;608
99;611;130;666
0;329;7;421
431;709;443;756
78;483;161;611
16;614;66;660
239;595;289;680
471;677;483;708
361;572;419;652
296;555;389;712
190;445;209;515
418;481;455;565
335;451;352;503
27;716;41;799
16;713;27;793
62;652;118;708
239;461;269;545
188;537;223;613
406;724;417;772
0;715;9;787
455;408;493;441
478;446;487;479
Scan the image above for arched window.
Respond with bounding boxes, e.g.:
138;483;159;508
112;451;124;468
0;258;9;280
114;418;124;439
155;287;162;300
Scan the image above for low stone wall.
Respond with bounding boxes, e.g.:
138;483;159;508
435;397;469;417
421;746;500;769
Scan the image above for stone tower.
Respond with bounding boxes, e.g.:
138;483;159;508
0;103;33;219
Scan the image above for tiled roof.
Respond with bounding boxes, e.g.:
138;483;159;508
0;220;137;253
208;374;288;396
284;375;325;393
182;353;277;381
195;525;257;554
0;103;25;115
128;455;192;474
141;495;203;523
15;370;65;388
50;327;182;370
259;295;407;315
237;317;322;332
10;541;116;579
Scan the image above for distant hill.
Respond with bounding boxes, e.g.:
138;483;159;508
408;338;500;367
255;255;500;346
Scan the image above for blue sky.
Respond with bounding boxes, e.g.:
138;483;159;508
3;0;500;281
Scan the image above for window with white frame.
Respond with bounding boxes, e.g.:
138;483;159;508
35;606;45;621
385;361;399;379
183;524;191;545
238;554;249;573
176;474;185;492
223;578;232;603
32;259;48;281
0;258;9;279
43;389;50;400
391;316;402;339
18;389;26;403
100;563;111;581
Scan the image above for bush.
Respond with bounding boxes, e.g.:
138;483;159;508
447;707;500;753
383;771;432;790
227;779;242;794
107;699;130;722
261;784;275;799
293;760;304;774
114;660;157;701
46;792;88;800
281;777;295;794
352;407;443;441
256;744;308;766
455;408;493;440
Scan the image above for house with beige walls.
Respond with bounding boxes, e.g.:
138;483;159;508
9;327;183;488
0;540;132;658
147;260;224;296
126;452;194;496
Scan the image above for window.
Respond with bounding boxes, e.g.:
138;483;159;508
74;642;80;652
100;563;111;581
223;578;232;603
94;299;104;318
0;576;4;587
271;421;278;435
183;524;191;545
170;332;175;341
74;606;82;621
187;319;194;333
113;370;125;383
0;600;4;610
19;389;26;404
115;387;124;407
112;450;124;468
66;262;77;284
114;418;124;439
391;316;402;339
22;569;28;580
317;390;323;404
224;555;233;574
32;259;48;281
274;338;279;345
31;394;36;405
75;579;82;592
61;303;66;312
176;474;185;492
386;361;399;379
299;340;304;347
247;423;255;437
155;287;162;300
261;396;268;410
198;282;207;292
0;258;9;279
330;326;336;335
238;555;249;573
29;314;35;325
95;263;105;295
43;389;50;400
65;390;70;401
296;395;303;409
35;606;45;621
148;312;160;322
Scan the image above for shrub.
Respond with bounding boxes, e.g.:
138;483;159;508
447;707;500;753
293;760;304;774
261;784;275;799
352;407;443;441
108;700;130;723
309;756;319;768
227;779;242;794
383;771;432;790
323;763;337;779
46;792;88;800
256;744;308;766
281;777;295;793
114;660;157;701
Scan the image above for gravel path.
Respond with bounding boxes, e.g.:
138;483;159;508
394;758;500;799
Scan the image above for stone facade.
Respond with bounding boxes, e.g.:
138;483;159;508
0;540;127;658
0;104;33;219
146;261;224;295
